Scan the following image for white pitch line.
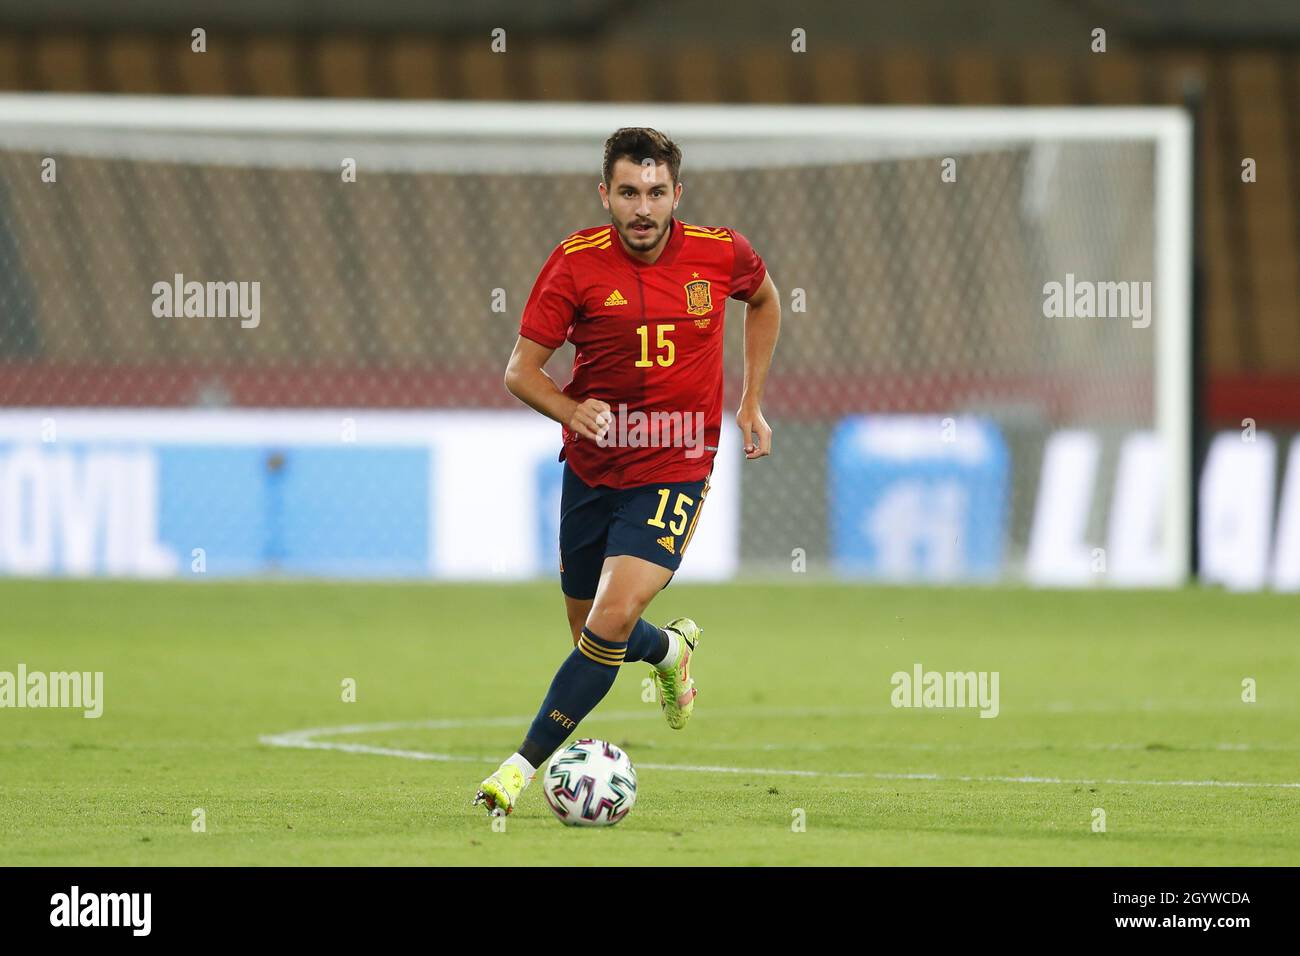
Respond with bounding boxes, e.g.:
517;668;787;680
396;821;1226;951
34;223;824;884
660;740;1294;753
259;710;1300;790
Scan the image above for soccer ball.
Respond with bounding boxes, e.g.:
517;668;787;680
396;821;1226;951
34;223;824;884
542;739;638;827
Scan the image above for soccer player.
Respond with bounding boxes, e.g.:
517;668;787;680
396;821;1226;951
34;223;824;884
473;127;780;815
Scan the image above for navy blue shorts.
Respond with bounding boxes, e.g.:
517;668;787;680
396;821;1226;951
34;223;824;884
558;462;711;600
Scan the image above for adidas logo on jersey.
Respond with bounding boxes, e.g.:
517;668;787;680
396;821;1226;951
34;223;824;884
657;535;676;555
604;289;628;307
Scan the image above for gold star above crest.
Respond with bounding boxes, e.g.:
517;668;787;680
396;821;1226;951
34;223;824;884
691;272;700;278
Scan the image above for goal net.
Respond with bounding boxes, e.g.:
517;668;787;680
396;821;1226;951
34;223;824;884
0;97;1190;585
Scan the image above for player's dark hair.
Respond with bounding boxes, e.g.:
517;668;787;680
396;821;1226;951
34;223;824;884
602;127;682;186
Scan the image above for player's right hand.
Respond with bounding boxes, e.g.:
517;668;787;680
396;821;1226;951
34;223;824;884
569;398;613;443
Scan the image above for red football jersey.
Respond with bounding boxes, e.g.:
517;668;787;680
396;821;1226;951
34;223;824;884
519;217;767;488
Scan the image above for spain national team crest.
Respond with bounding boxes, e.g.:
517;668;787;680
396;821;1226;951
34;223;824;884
684;278;712;316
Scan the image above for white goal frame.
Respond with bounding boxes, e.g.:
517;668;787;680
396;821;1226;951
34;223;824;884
0;95;1194;584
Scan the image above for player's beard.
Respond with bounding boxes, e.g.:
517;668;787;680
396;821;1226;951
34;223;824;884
616;212;669;252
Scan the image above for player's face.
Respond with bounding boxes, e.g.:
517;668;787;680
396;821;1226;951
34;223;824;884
600;158;680;254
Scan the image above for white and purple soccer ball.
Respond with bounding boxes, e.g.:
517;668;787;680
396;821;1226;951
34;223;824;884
542;739;638;827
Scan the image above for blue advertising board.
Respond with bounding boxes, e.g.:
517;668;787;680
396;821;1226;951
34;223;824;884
828;416;1009;581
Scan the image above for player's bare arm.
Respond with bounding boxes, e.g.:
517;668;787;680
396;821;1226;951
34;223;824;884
737;271;780;459
505;336;611;443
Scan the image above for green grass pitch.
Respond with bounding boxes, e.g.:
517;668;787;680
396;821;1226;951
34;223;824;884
1;579;1297;866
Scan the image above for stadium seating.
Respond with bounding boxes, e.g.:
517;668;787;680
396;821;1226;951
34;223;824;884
0;33;1295;420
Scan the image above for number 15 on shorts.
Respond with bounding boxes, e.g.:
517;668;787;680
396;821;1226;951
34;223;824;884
647;489;695;536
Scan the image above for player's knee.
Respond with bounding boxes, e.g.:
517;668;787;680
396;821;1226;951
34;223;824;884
585;603;637;643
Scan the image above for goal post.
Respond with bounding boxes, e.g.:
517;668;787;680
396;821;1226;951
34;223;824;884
0;95;1192;585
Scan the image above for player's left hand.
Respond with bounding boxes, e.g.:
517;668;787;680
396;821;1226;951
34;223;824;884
736;401;772;459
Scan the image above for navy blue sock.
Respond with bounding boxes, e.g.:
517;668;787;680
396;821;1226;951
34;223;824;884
518;627;625;767
625;618;670;666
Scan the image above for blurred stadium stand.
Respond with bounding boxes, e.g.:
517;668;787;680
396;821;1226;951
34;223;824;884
0;1;1296;426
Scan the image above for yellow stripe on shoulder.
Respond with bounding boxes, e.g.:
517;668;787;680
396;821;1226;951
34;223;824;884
681;223;733;242
563;238;612;255
563;225;611;241
562;226;612;253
